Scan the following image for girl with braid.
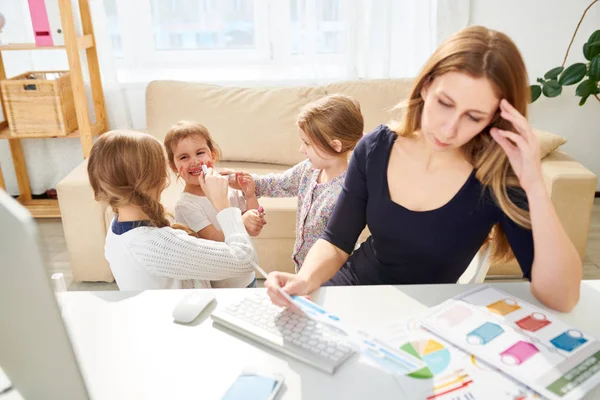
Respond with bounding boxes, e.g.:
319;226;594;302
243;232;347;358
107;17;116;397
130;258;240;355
87;130;257;291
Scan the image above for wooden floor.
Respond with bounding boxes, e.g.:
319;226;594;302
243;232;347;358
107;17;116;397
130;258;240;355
38;199;600;291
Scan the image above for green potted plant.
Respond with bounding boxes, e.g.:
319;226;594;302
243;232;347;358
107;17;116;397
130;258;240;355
530;0;600;105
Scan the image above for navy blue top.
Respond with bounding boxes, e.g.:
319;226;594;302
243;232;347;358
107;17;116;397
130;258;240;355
111;218;152;235
321;125;534;285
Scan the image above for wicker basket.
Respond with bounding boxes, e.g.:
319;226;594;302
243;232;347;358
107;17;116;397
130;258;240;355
0;71;78;137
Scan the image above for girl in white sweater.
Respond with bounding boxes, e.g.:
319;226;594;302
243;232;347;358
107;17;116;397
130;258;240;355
87;130;257;291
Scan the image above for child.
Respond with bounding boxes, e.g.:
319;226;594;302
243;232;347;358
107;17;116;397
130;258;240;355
164;121;265;288
87;129;257;291
235;94;364;271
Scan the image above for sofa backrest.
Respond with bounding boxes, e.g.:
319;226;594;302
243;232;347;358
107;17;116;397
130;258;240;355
324;79;413;133
146;79;415;166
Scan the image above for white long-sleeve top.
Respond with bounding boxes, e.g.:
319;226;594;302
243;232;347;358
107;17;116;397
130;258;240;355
105;207;257;291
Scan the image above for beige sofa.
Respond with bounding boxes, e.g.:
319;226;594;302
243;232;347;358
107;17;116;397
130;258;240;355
57;79;598;283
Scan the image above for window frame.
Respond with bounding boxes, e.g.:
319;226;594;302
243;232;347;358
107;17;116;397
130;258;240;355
107;0;349;71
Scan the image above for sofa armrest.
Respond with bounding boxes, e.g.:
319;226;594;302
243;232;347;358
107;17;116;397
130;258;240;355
541;150;597;260
488;150;597;278
56;160;114;282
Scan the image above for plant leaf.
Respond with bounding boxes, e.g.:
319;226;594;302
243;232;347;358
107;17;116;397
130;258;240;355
530;85;542;103
587;41;600;60
559;63;587;85
579;96;589;106
587;31;600;60
590;55;600;81
575;79;598;97
544;66;564;80
584;43;591;60
542;81;562;97
588;30;600;46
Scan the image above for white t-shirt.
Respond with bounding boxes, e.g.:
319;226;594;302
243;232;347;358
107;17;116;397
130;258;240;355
174;190;255;288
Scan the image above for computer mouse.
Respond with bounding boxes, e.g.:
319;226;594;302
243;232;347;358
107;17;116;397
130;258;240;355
172;292;215;324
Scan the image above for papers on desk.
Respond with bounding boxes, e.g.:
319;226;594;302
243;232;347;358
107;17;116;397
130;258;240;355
0;365;11;393
0;366;24;400
274;285;599;399
288;295;428;376
418;285;600;400
288;291;541;398
373;319;539;400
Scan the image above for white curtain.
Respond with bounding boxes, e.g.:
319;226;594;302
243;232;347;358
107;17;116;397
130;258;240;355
290;0;470;80
436;0;471;45
347;0;438;79
0;0;129;196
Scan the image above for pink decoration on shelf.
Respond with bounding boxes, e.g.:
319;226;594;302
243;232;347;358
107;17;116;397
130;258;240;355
27;0;53;47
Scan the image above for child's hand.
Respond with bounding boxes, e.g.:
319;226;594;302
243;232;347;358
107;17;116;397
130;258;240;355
242;209;267;237
198;167;230;212
220;169;243;190
238;174;256;199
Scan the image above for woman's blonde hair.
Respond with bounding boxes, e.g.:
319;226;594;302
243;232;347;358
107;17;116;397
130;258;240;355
389;26;531;263
164;121;222;172
88;130;195;235
297;94;364;156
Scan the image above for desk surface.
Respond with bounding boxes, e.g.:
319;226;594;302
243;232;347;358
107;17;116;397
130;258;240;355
61;281;600;400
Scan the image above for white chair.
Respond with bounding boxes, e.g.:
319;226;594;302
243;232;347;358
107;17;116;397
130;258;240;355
457;244;492;284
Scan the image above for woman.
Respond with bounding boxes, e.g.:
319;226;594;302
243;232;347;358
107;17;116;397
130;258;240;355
265;26;582;312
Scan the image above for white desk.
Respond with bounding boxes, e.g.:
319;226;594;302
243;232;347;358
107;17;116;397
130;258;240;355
61;281;600;400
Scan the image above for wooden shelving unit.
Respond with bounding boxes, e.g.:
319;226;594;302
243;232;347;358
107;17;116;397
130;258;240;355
0;0;107;218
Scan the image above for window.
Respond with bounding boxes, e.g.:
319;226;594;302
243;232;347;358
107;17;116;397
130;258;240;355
103;0;347;69
150;0;255;51
290;0;346;55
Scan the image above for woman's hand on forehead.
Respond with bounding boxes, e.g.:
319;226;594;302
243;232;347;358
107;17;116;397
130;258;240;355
489;99;542;194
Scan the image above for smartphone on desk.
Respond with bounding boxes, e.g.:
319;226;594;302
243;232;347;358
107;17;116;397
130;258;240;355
221;368;284;400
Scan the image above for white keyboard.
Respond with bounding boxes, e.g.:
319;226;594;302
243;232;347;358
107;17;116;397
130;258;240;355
211;292;355;374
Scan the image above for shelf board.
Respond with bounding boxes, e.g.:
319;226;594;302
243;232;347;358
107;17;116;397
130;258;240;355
0;35;94;51
0;121;105;140
0;127;81;140
18;197;60;218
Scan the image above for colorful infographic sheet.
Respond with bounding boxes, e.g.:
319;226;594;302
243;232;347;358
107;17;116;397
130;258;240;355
419;285;600;400
374;319;540;399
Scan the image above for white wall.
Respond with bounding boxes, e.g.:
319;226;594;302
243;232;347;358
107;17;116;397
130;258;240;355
470;0;600;190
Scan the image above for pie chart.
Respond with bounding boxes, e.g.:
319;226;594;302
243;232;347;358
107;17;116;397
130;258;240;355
400;339;451;379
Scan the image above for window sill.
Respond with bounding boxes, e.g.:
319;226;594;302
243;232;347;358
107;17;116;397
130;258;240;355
116;64;350;88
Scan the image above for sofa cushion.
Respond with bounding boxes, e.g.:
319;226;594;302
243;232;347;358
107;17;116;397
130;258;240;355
535;129;567;159
146;81;327;166
325;79;414;133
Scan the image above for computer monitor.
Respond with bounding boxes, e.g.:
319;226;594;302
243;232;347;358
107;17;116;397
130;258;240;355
0;190;89;399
